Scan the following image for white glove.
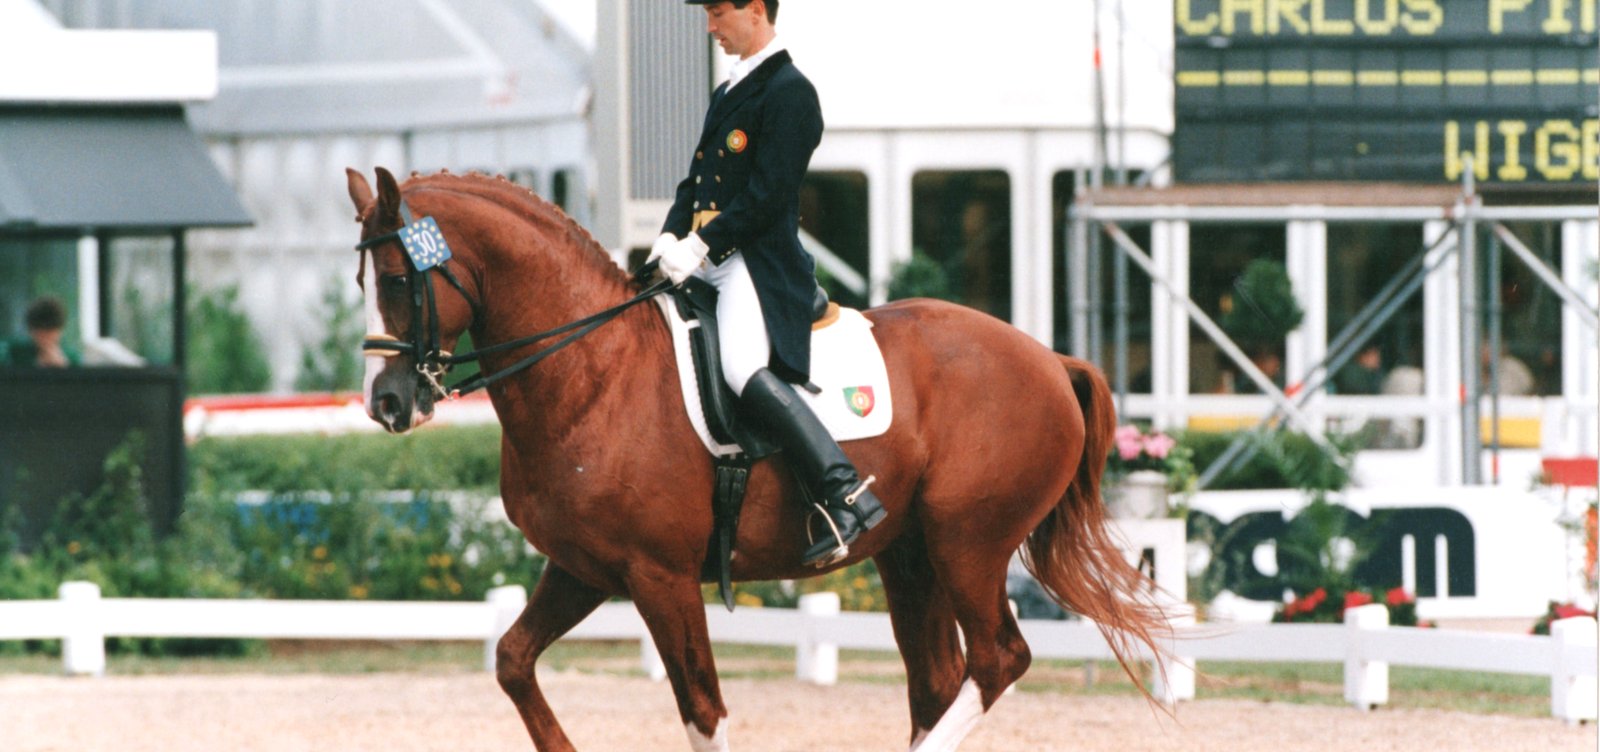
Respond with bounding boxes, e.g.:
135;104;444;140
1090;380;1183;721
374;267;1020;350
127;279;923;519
647;232;676;264
659;232;710;285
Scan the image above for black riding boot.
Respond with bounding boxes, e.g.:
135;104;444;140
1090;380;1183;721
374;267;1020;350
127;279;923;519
740;368;887;568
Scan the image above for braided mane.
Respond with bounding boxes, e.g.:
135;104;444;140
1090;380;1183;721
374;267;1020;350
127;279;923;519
400;170;630;288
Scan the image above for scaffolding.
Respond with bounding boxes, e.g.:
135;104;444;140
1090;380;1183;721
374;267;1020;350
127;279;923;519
1068;180;1599;488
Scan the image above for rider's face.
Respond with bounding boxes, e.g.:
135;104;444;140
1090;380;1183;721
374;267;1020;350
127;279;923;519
703;1;764;59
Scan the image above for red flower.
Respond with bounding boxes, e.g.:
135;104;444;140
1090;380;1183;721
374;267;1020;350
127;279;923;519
1553;604;1595;621
1344;591;1374;611
1385;587;1413;607
1304;588;1327;610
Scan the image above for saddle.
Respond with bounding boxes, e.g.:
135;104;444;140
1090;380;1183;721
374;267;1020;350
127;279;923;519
669;277;834;608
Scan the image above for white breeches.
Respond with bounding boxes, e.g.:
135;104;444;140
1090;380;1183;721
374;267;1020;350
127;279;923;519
692;253;770;396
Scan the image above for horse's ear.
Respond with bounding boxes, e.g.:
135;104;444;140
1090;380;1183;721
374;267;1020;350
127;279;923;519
346;168;374;217
375;166;402;225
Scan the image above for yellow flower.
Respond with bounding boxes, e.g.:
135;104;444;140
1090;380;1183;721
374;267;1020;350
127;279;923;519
852;576;869;591
348;585;369;599
421;576;439;590
735;593;764;608
66;541;81;555
313;545;328;560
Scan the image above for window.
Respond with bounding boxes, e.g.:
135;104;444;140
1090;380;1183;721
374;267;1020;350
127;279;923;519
910;170;1011;320
1188;224;1288;394
1051;171;1155;391
799;171;869;309
0;234;81;365
1488;222;1564;396
103;234;177;366
1325;224;1426;396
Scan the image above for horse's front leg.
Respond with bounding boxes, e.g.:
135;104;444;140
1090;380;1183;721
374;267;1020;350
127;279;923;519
496;563;610;752
628;567;730;751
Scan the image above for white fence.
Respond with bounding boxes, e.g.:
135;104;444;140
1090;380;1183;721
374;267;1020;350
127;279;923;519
1;582;1594;724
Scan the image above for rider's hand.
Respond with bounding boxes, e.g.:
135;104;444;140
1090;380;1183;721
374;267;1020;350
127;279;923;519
647;232;676;264
659;233;709;285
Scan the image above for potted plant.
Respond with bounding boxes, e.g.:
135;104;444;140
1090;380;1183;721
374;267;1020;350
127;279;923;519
1105;425;1194;519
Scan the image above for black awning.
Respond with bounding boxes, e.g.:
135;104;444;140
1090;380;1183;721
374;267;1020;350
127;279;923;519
0;106;252;230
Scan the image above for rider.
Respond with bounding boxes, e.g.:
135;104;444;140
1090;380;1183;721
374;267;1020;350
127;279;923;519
650;0;885;568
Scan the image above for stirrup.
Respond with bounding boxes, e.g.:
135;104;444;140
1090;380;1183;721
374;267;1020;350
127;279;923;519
804;502;850;568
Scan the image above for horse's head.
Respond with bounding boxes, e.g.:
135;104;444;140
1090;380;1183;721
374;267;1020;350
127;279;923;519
346;167;477;433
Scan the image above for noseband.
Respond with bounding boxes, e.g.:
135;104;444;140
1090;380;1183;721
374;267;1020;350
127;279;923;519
353;196;670;399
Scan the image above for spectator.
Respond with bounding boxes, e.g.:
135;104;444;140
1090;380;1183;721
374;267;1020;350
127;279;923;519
1334;344;1385;395
3;296;79;368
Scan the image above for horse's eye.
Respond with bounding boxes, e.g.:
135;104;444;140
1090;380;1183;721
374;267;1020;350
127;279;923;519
380;274;408;292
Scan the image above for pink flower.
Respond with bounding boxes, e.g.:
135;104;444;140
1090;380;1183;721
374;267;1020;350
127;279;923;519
1114;425;1144;461
1142;432;1176;460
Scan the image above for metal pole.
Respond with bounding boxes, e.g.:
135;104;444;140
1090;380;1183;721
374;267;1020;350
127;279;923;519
1069;204;1092;358
1088;218;1104;365
1487;230;1503;484
1458;185;1482;486
1114;0;1127;187
1113;225;1130;414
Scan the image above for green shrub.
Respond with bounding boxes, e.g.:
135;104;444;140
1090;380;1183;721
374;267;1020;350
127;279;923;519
1180;429;1353;491
887;251;956;302
189;425;503;493
294;276;364;393
188;285;273;395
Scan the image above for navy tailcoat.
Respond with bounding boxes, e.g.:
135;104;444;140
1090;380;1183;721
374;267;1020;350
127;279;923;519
661;50;824;383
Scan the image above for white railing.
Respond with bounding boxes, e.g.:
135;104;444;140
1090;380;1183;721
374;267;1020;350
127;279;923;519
2;582;1594;724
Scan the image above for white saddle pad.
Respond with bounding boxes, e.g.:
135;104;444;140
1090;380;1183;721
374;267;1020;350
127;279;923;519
654;296;894;457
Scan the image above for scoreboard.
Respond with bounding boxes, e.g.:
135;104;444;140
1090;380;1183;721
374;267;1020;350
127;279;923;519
1173;0;1600;184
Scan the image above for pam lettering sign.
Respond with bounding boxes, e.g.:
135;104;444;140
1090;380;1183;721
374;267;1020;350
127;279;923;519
1187;486;1570;619
1174;0;1600;182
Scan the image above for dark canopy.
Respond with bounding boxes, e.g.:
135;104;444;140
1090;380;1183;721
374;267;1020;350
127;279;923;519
0;105;251;230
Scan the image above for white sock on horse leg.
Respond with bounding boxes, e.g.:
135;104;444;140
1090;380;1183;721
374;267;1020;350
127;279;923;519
685;719;729;752
909;679;985;752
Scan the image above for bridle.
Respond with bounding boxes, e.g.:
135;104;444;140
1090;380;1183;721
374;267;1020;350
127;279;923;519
354;196;671;399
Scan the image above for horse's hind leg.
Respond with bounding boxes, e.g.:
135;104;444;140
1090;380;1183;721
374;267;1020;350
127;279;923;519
496;563;610;752
875;534;965;749
913;554;1032;752
626;568;731;751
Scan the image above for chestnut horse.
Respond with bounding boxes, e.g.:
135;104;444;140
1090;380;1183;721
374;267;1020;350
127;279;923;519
346;167;1167;751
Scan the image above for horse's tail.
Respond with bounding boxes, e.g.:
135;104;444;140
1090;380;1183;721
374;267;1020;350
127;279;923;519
1020;354;1172;701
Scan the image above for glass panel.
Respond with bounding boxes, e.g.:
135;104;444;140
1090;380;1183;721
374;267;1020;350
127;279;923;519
1053;170;1155;392
910;170;1011;320
799;171;869;309
1489;222;1563;396
1188;224;1288;394
1051;171;1077;354
104;234;176;366
1325;224;1426;396
0;234;81;368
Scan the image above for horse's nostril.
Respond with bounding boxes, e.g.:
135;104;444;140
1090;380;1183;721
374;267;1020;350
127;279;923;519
377;393;402;424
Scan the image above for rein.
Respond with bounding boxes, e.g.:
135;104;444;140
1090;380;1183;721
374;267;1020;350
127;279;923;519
355;198;671;398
